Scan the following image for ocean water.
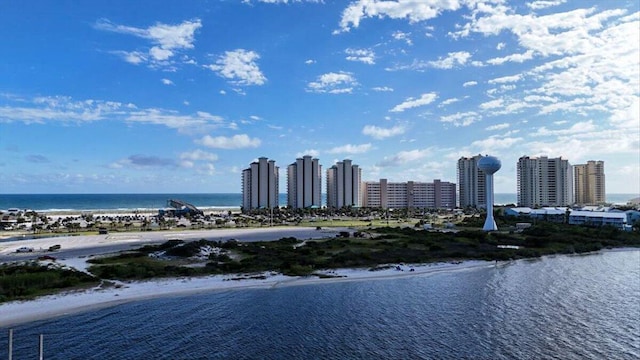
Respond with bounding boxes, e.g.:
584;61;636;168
2;250;638;359
0;194;246;212
0;193;637;212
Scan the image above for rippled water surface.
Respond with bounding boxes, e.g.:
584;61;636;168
3;250;639;359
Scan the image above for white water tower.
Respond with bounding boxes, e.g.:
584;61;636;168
477;155;501;231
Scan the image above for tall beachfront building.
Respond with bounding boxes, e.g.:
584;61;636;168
287;155;322;209
326;159;361;208
361;179;456;209
574;160;605;205
517;156;573;207
241;157;279;212
457;155;486;208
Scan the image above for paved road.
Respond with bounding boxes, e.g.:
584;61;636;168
0;227;345;263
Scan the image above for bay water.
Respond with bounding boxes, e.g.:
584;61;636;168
2;250;638;359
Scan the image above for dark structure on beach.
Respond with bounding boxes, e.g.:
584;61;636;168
158;199;203;217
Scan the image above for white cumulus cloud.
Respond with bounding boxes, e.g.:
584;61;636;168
428;51;472;69
206;49;267;86
337;0;462;33
307;72;357;94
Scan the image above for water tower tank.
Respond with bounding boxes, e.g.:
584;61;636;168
477;156;501;174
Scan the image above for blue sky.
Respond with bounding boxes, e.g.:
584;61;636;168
1;0;638;195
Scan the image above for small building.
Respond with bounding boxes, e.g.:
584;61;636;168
529;208;568;222
568;211;627;229
505;207;567;222
625;210;640;225
505;207;532;217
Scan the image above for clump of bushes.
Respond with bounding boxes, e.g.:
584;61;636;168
0;263;98;302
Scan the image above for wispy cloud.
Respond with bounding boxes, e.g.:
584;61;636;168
197;134;261;149
327;143;372;154
126;109;224;131
439;98;460;107
178;149;218;168
345;48;375;64
390;93;437;112
95;18;202;67
377;148;432;167
488;74;522;84
440;111;481;127
486;123;510;131
26;154;50;163
486;50;534;65
110;154;177;169
362;125;405;139
527;0;567;10
392;31;412;45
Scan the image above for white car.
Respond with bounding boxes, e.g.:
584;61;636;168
16;246;34;253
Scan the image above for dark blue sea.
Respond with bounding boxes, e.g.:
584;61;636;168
0;194;248;212
0;193;637;212
2;250;639;359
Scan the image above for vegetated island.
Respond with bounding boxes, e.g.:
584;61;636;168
2;220;639;304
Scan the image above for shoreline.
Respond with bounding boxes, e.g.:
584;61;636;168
0;260;492;328
1;248;638;328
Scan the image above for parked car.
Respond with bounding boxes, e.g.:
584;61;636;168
48;244;61;251
38;255;56;261
16;246;34;253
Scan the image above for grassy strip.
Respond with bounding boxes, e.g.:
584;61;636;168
0;262;98;302
87;223;640;280
2;223;638;303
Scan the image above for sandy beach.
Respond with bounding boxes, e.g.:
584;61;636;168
0;257;492;328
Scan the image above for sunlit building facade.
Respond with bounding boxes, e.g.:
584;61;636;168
517;156;573;207
287;155;322;209
457;155;486;208
326;159;361;208
242;157;279;212
574;160;605;205
362;179;456;209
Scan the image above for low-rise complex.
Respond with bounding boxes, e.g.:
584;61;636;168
362;179;456;209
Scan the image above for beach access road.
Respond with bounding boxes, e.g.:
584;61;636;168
0;227;346;264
